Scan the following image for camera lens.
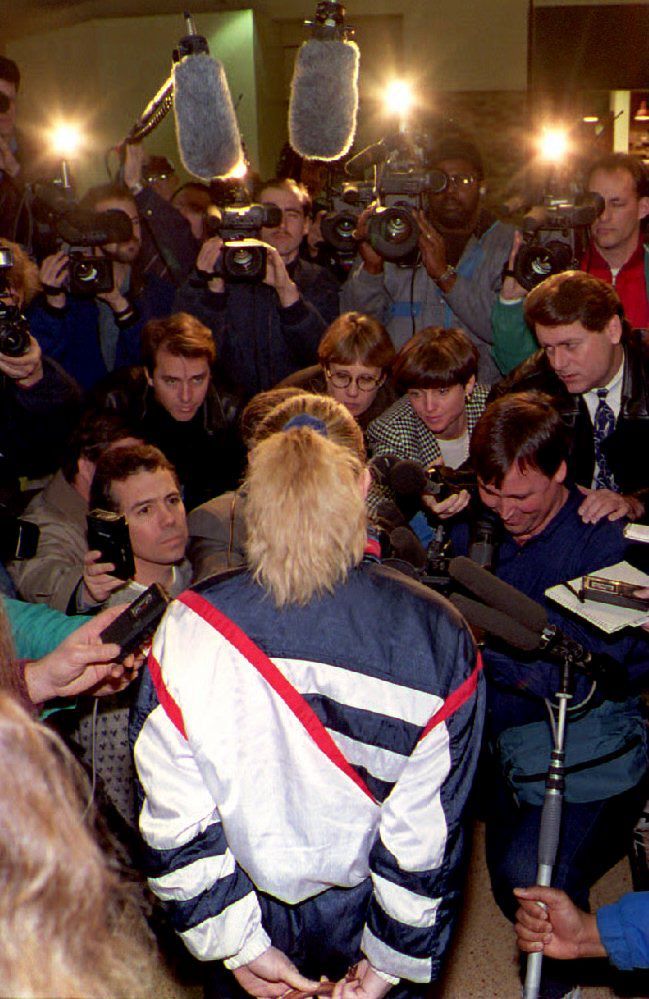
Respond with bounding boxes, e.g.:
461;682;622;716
223;241;265;281
368;206;420;261
0;310;31;357
321;211;358;252
74;261;99;282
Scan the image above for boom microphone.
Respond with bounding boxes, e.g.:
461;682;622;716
173;51;243;180
288;2;359;160
449;556;548;635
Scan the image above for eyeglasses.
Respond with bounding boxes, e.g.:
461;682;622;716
445;172;478;188
326;369;384;391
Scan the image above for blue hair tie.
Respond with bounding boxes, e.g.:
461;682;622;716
282;413;328;437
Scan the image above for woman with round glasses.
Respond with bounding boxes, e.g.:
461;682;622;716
280;311;397;430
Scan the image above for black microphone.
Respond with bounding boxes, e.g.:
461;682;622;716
450;560;628;700
288;2;359;160
173;51;243;180
368;453;400;488
448;556;549;635
389;459;460;503
344;137;392;179
468;510;500;571
389;526;427;570
56;208;134;246
450;594;541;652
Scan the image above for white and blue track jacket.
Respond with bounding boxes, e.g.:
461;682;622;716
131;562;484;984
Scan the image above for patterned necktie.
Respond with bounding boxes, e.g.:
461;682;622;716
593;388;616;490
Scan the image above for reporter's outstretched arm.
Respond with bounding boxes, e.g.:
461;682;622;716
513;886;606;961
22;603;141;705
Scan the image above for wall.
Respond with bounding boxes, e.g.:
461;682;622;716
7;11;257;193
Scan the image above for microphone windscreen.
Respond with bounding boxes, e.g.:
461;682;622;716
449;556;548;635
389;526;427;570
173;53;243;180
389;459;429;498
450;594;541;652
368;453;400;487
374;498;406;533
289;38;359;160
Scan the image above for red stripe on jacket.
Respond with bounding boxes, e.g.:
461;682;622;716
176;590;377;802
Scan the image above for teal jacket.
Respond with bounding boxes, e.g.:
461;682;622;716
491;245;649;375
4;597;87;659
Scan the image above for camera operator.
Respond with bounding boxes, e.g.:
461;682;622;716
493;153;649;374
174;178;339;399
341;135;514;385
453;391;649;999
123;141;201;285
28;183;175;391
0;238;80;500
492;271;649;525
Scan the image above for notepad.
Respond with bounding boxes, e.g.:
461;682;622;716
624;524;649;545
545;562;649;634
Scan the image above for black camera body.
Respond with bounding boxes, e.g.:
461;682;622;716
87;509;135;581
320;181;375;253
99;582;170;658
0;248;32;357
512;193;604;291
205;203;282;282
367;136;447;264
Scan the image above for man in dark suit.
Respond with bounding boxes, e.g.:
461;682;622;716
492;270;648;524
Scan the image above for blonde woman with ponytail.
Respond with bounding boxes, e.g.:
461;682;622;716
132;393;485;999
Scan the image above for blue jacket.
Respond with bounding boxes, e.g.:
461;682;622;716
598;892;649;970
28;274;175;391
131;561;484;983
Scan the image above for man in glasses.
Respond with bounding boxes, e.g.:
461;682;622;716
341;134;514;384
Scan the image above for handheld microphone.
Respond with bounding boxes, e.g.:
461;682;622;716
288;2;359;160
368;453;400;488
389;526;427;570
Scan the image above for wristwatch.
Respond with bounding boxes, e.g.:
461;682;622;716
436;264;456;288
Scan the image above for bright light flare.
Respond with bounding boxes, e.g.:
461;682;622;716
49;122;83;158
384;80;414;118
537;126;569;163
225;158;247;180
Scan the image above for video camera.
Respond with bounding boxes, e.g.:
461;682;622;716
31;180;134;296
345;129;447;263
319;180;374;257
512;192;604;291
204;202;282;281
0;248;31;357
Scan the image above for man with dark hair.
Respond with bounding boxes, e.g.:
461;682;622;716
90;312;244;511
458;390;649;999
494;152;649;373
174;177;339;399
28;183;175;389
8;410;140;611
341;133;514;384
492;270;649;525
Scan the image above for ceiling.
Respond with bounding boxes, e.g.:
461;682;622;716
3;0;400;42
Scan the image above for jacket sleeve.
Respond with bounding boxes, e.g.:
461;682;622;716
362;624;484;983
4;596;87;658
491;297;538;375
136;187;199;284
340;261;394;326
114;275;177;369
131;662;271;968
597;892;649;970
441;226;513;349
277;297;327;366
7;516;85;612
